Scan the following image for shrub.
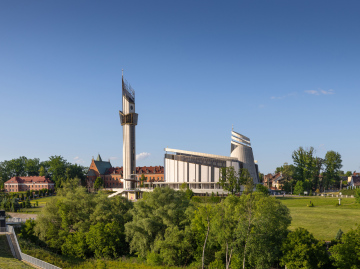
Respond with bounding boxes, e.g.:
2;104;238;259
335;229;343;240
307;201;314;207
147;252;162;266
280;228;330;268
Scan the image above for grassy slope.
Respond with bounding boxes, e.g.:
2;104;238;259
277;196;360;241
0;235;33;268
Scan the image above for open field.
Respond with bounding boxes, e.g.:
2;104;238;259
277;196;360;241
0;235;33;268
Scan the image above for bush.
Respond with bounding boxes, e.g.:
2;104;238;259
255;184;269;196
307;201;314;207
147;252;162;266
341;189;356;196
355;189;360;204
330;225;360;269
191;196;221;203
280;228;330;268
293;181;304;195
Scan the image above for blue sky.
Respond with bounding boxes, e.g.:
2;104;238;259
0;0;359;174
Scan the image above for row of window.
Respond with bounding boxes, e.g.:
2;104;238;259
100;176;164;181
5;185;49;189
105;182;123;188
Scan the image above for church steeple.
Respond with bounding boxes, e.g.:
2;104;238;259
96;154;102;162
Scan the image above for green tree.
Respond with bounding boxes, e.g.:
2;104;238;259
354;189;360;204
0;157;28;181
19;219;39;243
65;164;86;186
34;180;132;256
235;193;291;269
93;177;103;191
212;194;291;269
241;168;254;195
190;204;215;269
219;167;241;195
212;195;239;269
139;174;146;187
153;225;196;267
323;151;343;189
335;229;343;241
47;155;68;186
329;225;360;269
292;147;318;188
25;158;40;176
86;222;126;259
258;172;264;183
61;231;89;258
293;181;304;195
124;187;191;259
280;228;330;269
345;171;352;177
39;166;46;177
255;184;269;195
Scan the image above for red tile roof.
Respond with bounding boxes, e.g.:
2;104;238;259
105;166;164;175
5;176;54;184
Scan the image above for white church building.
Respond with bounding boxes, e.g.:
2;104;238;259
155;130;259;194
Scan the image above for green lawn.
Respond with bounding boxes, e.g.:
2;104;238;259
277;196;360;241
0;235;33;268
18;195;58;214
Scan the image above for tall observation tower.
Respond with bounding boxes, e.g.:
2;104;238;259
119;73;138;189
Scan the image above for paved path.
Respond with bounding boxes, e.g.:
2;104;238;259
8;213;38;220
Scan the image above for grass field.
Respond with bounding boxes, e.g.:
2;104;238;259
277;196;360;241
18;196;57;214
0;235;33;268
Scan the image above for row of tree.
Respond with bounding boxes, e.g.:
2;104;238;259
19;180;360;268
273;147;346;193
0;156;87;189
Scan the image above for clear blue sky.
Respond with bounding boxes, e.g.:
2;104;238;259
1;0;359;174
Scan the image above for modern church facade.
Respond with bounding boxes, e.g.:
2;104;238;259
158;130;259;194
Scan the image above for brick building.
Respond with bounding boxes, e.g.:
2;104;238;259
86;154;164;191
4;176;55;192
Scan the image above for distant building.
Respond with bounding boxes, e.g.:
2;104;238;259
347;175;360;189
86;154;164;191
4;176;55;193
159;130;260;195
271;173;285;189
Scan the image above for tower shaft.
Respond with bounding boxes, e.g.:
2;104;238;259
120;77;138;189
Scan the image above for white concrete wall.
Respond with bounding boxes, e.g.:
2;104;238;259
201;165;209;182
214;167;220;182
189;163;196;182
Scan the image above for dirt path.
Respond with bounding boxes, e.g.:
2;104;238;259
8;213;38;220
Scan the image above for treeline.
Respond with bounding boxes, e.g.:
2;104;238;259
273;147;346;193
18;183;360;268
0;155;87;189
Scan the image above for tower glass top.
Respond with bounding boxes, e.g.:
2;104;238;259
122;78;135;102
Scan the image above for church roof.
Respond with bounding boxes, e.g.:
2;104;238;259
93;160;111;175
